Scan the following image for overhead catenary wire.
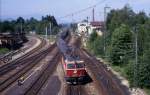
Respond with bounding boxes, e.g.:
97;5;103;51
59;0;107;19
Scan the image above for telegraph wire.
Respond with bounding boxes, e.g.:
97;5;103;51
59;0;107;19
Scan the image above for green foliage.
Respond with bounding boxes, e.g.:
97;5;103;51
89;30;98;42
87;32;104;56
0;48;9;54
139;50;150;88
111;64;127;78
28;15;58;34
144;88;150;95
107;5;135;33
125;61;135;87
131;19;150;88
0;21;15;33
0;15;59;35
110;24;133;65
126;49;150;88
105;5;150;90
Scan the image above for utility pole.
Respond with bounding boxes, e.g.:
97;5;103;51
87;16;89;36
49;22;52;41
72;14;74;23
104;5;110;57
49;22;51;34
21;21;22;34
45;27;48;39
134;26;138;87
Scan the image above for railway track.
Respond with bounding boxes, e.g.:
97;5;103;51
0;37;50;92
24;53;61;95
65;85;87;95
0;31;70;93
0;37;46;76
0;36;39;64
69;35;129;95
60;35;88;95
24;32;71;95
80;49;129;95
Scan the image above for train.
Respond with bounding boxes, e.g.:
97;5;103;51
0;32;28;49
61;55;87;84
57;30;88;84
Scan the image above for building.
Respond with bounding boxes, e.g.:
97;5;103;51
89;21;104;36
77;22;90;36
77;21;104;36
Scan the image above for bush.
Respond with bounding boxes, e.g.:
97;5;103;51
0;48;9;54
110;24;133;65
87;32;104;56
126;49;150;88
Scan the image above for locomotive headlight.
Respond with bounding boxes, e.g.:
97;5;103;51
73;70;77;73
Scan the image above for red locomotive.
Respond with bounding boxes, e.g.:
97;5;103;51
61;55;87;84
57;31;88;84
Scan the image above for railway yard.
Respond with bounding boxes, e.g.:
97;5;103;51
0;31;137;95
1;0;150;94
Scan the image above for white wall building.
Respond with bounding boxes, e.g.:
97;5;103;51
77;22;90;36
77;21;104;36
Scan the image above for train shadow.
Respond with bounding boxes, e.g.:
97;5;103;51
81;73;93;85
69;73;93;86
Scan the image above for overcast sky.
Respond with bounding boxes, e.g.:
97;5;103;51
0;0;150;23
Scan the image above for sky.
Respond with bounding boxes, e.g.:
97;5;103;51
0;0;150;23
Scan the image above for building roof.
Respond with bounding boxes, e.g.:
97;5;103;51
90;21;104;27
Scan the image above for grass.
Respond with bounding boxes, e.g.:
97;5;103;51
144;88;150;95
49;35;56;42
111;64;128;78
0;48;9;54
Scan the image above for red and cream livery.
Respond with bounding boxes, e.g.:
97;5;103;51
61;56;87;84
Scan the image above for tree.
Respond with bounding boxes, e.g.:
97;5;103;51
102;4;150;89
134;12;148;25
138;18;150;87
28;17;38;31
87;31;104;56
0;21;14;33
140;48;150;87
107;5;135;33
16;17;25;24
89;31;98;42
126;48;150;87
110;24;133;65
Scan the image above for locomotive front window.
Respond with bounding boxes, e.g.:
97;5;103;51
67;64;75;69
76;63;84;68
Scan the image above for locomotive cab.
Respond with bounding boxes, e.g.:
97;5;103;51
62;57;87;84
